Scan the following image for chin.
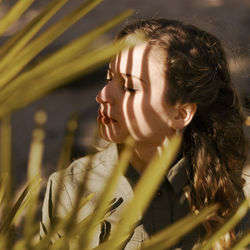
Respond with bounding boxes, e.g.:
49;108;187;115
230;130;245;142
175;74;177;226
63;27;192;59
100;128;127;144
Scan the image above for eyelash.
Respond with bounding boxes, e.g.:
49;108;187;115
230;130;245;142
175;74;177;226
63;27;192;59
106;77;136;94
123;86;136;94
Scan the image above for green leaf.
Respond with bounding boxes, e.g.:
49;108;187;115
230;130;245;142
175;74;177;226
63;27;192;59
0;0;34;36
0;115;11;185
96;135;182;250
140;204;218;250
0;0;102;89
0;115;12;214
0;179;41;234
27;111;46;180
13;240;26;250
0;9;134;116
231;231;250;250
56;113;79;170
22;177;42;247
76;137;135;249
0;173;8;204
37;193;95;250
12;8;133;82
0;0;68;77
0;31;143;118
23;111;46;247
11;180;41;225
202;199;250;250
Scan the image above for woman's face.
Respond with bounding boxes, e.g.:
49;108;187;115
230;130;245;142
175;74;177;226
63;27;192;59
96;43;177;146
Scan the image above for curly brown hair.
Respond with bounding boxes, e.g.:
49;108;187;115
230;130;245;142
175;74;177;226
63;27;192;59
117;18;247;246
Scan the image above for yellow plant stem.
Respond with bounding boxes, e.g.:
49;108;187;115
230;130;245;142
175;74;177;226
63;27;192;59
0;0;34;35
0;173;8;204
0;0;102;89
37;193;95;250
24;111;46;248
0;115;12;249
0;9;133;111
77;137;135;249
56;113;79;170
0;0;68;77
96;135;182;250
202;199;250;250
231;231;250;249
0;33;144;119
0;115;12;211
140;205;218;250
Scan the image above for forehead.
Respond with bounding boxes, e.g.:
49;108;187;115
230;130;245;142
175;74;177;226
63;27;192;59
110;43;165;81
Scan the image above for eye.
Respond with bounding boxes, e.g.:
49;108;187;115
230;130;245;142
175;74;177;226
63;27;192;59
123;85;136;94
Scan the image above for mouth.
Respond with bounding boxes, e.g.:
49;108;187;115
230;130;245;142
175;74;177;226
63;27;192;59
97;110;117;125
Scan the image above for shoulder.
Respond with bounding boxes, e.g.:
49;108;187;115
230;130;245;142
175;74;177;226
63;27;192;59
41;143;120;229
41;143;135;243
49;143;119;197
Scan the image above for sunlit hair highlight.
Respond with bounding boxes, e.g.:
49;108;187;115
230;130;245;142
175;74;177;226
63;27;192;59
117;18;247;247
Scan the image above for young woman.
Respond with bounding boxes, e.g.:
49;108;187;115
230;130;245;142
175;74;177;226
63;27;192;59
41;19;249;249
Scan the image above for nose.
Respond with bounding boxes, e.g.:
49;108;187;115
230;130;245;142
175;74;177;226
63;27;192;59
96;83;114;104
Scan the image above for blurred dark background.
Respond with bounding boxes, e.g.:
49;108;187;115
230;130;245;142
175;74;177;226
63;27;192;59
0;0;249;191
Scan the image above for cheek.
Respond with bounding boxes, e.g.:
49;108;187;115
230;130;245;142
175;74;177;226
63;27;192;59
150;88;175;126
122;94;137;130
122;94;155;139
99;122;129;143
121;92;175;142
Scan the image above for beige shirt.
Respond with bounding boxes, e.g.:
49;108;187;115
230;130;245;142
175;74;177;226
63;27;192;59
41;143;148;249
40;143;250;249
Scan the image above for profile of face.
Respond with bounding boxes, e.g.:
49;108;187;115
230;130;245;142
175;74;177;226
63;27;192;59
96;43;196;146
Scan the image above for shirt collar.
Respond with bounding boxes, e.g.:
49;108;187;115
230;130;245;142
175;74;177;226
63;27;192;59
125;157;189;194
166;158;189;194
101;143;189;194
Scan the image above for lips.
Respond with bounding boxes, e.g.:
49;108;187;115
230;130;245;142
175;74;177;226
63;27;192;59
97;109;117;125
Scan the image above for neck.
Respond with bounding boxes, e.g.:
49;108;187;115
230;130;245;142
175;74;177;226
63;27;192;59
130;137;171;173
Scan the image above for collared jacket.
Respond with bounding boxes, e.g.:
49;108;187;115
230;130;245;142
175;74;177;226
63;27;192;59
40;143;250;249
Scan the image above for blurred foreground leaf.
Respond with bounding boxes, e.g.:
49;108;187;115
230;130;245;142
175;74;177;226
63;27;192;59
140;204;218;250
0;0;102;89
56;113;79;170
232;231;250;249
23;111;46;248
0;179;41;234
201;199;250;250
0;115;12;199
0;1;248;250
96;135;182;250
38;193;95;250
0;0;68;75
0;173;8;204
0;0;34;35
77;137;135;249
0;9;134;118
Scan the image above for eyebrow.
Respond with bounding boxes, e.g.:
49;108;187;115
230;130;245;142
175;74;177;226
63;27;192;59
108;65;147;84
121;73;147;84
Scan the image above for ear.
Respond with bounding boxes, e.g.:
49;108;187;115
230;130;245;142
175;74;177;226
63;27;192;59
172;103;197;130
